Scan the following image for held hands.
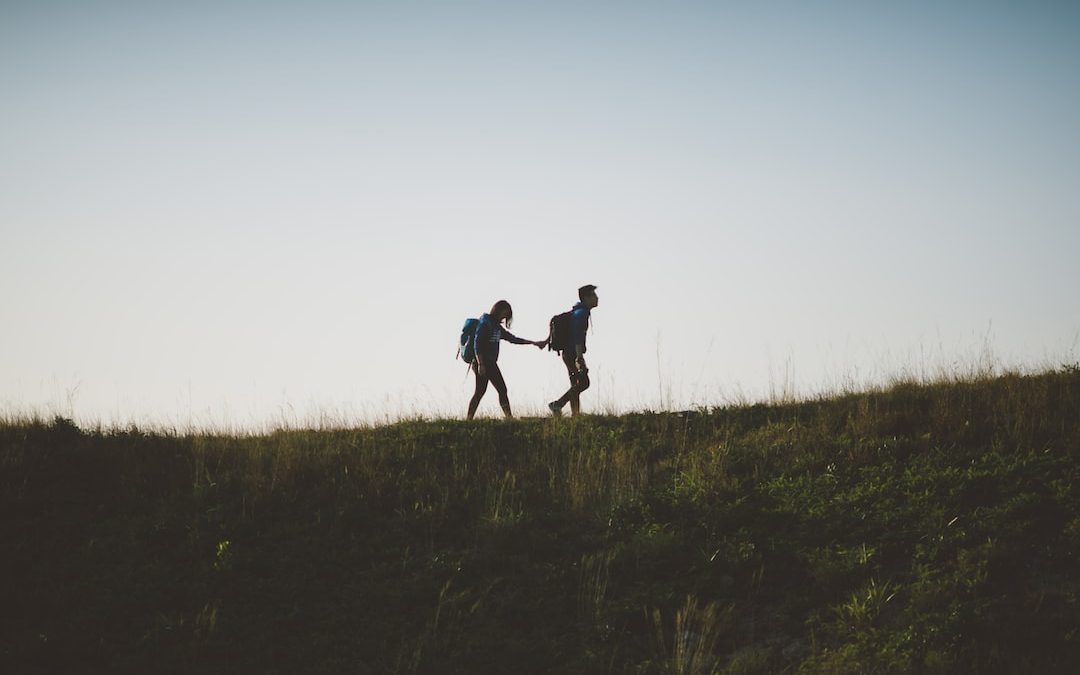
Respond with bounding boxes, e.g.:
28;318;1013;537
534;339;549;350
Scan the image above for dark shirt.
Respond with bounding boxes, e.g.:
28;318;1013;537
474;313;530;362
570;302;590;353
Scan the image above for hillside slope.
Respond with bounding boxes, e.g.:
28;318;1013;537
3;369;1079;673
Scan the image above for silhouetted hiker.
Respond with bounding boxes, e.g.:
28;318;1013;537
548;284;599;417
466;300;546;420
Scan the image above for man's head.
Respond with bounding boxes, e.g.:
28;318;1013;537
578;284;599;309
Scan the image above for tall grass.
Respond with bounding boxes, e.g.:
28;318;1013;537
2;366;1079;673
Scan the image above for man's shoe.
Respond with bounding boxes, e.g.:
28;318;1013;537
548;401;563;417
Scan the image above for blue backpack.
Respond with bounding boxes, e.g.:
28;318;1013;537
458;318;480;365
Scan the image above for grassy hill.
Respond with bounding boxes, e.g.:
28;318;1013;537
3;368;1080;673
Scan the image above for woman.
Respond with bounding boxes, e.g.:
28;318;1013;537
468;300;546;420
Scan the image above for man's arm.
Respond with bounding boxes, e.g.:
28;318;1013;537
574;347;587;373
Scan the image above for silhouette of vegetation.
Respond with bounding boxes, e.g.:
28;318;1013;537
3;367;1079;673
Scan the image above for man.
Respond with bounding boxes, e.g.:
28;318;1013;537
549;284;599;417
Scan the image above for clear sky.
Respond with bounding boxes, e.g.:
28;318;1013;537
2;1;1079;428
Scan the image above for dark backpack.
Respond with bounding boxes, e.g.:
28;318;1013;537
458;318;480;364
547;311;573;354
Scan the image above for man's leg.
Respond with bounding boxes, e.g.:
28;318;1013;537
569;358;589;416
553;353;589;415
553;353;575;410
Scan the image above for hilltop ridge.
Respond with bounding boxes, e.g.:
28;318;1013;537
3;368;1079;673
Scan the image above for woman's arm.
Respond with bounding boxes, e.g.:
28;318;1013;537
501;330;544;347
474;319;493;370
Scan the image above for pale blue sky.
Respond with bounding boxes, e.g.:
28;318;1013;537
2;1;1078;427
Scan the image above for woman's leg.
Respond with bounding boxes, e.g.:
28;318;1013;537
486;363;513;418
467;366;489;420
